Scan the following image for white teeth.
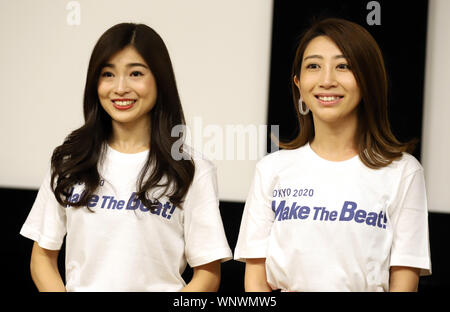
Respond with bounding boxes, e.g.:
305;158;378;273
113;100;135;106
318;96;340;102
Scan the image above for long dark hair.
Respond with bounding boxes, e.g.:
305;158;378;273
51;23;195;209
283;18;416;168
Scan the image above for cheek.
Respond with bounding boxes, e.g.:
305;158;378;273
348;81;361;101
97;82;110;99
138;81;157;100
341;74;359;93
298;72;317;93
344;79;362;107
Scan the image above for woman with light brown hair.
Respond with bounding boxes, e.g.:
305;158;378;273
234;18;431;292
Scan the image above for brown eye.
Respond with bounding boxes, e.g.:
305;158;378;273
101;71;113;77
131;71;143;77
337;64;350;70
306;63;320;69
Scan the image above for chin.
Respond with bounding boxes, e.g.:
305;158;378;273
313;107;358;123
312;112;348;125
110;115;138;124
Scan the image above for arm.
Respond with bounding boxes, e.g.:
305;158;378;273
181;260;221;292
244;258;272;292
30;241;66;292
389;266;420;292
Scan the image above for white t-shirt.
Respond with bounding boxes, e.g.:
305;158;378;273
234;143;431;292
20;145;232;291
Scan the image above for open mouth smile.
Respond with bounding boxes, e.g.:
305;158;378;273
315;94;343;106
112;99;137;110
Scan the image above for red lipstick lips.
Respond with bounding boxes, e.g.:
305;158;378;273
112;99;136;110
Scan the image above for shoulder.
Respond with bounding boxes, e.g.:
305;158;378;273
389;152;424;176
256;145;307;173
183;145;217;180
376;153;425;187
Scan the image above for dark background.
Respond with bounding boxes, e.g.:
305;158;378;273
267;0;428;160
4;0;449;292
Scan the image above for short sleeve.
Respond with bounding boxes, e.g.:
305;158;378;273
183;162;232;267
389;168;431;276
19;169;67;250
234;162;275;262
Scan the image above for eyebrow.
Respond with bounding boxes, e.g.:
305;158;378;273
102;63;149;69
303;54;347;61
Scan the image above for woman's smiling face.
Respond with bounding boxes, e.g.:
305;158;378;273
97;45;157;126
294;35;361;125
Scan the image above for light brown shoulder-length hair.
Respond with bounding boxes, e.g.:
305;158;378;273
281;18;416;169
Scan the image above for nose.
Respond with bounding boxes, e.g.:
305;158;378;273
319;65;338;89
114;76;131;95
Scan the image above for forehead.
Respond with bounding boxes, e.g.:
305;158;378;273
106;45;147;65
303;35;344;58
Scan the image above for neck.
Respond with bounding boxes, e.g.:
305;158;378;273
310;113;359;161
108;116;151;153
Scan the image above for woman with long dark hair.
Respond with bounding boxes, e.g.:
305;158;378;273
20;23;232;291
234;18;431;291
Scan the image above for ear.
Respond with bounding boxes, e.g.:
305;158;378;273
293;75;300;89
293;75;302;99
